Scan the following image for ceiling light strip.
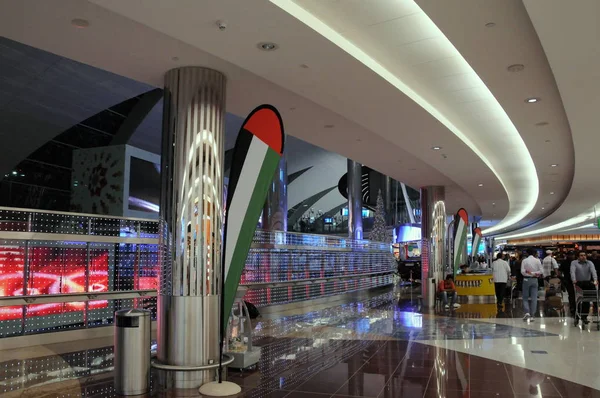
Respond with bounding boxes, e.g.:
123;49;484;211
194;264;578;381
270;0;539;235
496;205;600;240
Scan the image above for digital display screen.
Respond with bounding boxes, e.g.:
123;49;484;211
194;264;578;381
0;245;110;320
128;157;160;213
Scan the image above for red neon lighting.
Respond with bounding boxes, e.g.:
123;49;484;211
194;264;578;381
0;246;110;320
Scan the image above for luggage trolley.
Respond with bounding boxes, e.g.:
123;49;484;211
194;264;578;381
574;284;600;329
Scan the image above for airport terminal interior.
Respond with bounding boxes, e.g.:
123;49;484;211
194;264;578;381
0;0;599;397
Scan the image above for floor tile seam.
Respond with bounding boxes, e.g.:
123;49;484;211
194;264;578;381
416;337;588;385
502;362;517;395
334;338;409;398
420;362;435;398
285;338;385;392
373;342;416;398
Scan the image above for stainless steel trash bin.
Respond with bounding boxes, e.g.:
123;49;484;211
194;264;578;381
114;309;151;396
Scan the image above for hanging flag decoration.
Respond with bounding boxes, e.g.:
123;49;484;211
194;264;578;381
471;227;482;257
453;208;469;273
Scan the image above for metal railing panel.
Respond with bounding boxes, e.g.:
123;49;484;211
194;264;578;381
0;208;393;338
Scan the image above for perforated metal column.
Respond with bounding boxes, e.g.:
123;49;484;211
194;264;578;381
261;154;287;231
347;159;363;240
420;186;446;308
158;67;226;388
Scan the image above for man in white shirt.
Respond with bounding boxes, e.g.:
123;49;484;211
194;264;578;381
492;252;511;310
542;250;559;279
521;248;544;322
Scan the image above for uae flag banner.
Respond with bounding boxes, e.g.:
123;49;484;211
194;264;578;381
471;227;482;257
453;208;469;273
220;104;284;330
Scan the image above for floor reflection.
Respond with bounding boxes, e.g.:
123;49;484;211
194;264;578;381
1;289;599;397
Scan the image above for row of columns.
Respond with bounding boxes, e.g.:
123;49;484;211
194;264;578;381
157;67;448;389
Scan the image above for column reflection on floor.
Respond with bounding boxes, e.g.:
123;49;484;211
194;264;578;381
2;289;600;397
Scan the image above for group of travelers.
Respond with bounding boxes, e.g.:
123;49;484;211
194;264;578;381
434;247;600;321
492;248;598;322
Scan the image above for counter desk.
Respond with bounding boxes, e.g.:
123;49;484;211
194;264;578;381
454;272;495;303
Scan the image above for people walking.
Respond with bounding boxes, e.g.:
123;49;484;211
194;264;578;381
570;251;599;324
542;250;559;279
560;251;577;316
492;252;511;310
521;248;543;322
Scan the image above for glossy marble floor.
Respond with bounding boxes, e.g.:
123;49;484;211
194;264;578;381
2;287;600;397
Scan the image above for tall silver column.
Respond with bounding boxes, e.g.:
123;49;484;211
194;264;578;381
420;186;446;308
383;176;391;225
158;67;226;388
347;159;363;239
261;154;287;231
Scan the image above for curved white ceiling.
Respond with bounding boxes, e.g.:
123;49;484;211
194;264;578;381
497;0;600;240
1;0;575;234
272;0;538;234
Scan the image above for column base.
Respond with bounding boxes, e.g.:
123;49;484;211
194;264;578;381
199;381;242;396
157;295;220;389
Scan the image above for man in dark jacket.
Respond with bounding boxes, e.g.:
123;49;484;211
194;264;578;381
560;251;576;316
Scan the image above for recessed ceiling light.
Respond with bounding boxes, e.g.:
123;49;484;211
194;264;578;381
550;192;555;195
550;164;558;167
356;138;362;142
408;168;416;171
485;22;496;28
324;124;334;129
545;139;551;143
172;56;179;61
507;64;525;73
542;207;545;210
431;146;442;150
300;64;309;69
71;18;90;28
492;202;496;206
525;97;540;103
536;121;549;126
289;107;296;111
478;183;484;187
258;42;278;51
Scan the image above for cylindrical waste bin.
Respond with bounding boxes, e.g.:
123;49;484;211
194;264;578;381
114;308;151;396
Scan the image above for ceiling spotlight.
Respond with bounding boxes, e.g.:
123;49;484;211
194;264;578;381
492;202;496;206
507;64;525;73
525;97;540;103
300;64;309;69
356;138;362;142
545;139;551;143
542;207;545;210
258;42;278;51
171;56;179;61
289;107;296;111
478;183;484;187
536;121;549;126
550;192;555;195
551;164;558;167
485;22;496;28
431;146;442;150
71;18;90;28
324;124;334;129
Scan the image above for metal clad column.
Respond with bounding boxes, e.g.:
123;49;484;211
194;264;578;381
158;67;226;388
347;159;363;239
420;186;446;308
261;154;288;231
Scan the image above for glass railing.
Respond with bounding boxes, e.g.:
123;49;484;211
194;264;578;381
0;208;394;338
